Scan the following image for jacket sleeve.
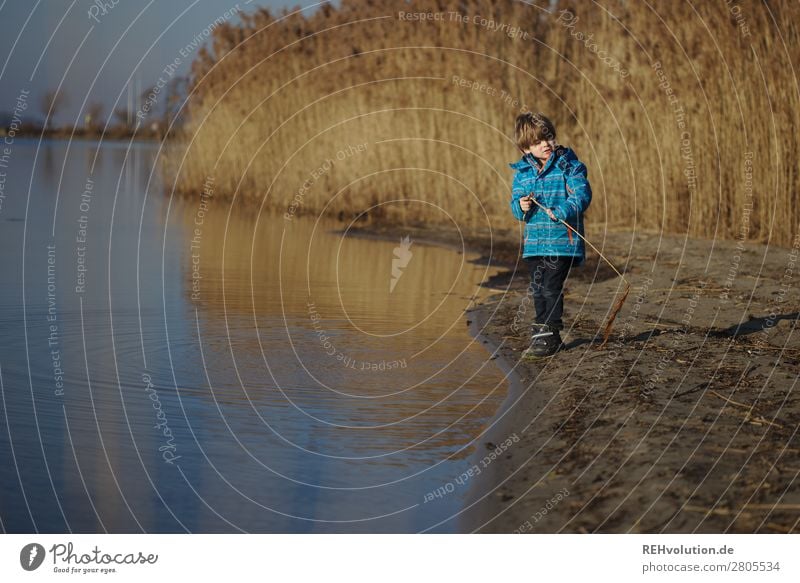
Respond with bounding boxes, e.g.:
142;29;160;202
552;161;592;223
509;171;535;221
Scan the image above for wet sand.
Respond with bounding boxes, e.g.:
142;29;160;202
348;222;800;533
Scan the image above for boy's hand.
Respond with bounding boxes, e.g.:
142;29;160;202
519;195;533;212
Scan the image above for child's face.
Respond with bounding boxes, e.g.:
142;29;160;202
525;139;556;162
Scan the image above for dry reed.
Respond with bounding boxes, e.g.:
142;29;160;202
163;0;800;248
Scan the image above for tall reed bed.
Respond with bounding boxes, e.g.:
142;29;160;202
163;0;799;246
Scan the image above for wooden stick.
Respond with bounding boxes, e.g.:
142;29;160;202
709;390;784;428
744;504;800;511
709;390;753;410
682;505;738;516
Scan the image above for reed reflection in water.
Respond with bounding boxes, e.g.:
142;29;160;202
0;140;509;533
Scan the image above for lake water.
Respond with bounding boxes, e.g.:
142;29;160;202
0;139;508;533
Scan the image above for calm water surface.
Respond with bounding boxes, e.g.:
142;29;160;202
0;139;508;532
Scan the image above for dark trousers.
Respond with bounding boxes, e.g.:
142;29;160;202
524;255;575;331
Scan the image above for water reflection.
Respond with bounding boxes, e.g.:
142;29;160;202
0;139;508;533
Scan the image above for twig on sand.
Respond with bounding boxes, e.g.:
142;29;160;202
709;390;752;409
673;382;710;399
681;505;785;520
682;505;739;517
741;344;800;354
709;390;784;429
646;287;726;293
744;503;800;511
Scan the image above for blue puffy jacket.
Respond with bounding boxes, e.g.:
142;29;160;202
509;146;592;265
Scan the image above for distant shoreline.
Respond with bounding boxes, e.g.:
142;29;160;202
0;129;164;143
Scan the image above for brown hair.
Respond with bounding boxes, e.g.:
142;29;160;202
515;112;556;151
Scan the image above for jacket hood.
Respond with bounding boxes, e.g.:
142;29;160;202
509;146;577;172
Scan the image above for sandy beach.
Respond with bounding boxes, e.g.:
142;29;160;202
350;222;800;533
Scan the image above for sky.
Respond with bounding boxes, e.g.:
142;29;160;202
0;0;336;127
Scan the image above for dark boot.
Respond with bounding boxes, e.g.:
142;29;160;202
523;324;562;358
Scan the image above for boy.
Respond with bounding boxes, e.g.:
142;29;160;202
509;112;592;357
